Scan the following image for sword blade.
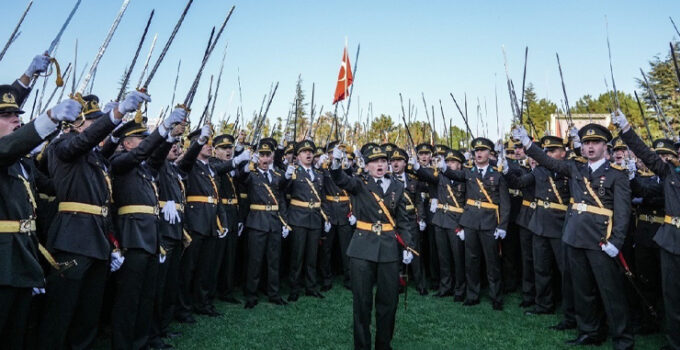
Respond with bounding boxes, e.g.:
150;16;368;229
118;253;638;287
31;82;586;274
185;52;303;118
49;0;81;55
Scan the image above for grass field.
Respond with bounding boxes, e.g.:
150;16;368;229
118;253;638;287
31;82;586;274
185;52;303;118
149;279;668;350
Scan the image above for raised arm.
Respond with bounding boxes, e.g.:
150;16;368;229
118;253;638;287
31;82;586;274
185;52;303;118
619;127;669;178
525;143;572;177
55;115;118;162
110;129;165;175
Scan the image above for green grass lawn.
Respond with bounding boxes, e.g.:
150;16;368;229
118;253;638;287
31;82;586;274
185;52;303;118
154;279;667;350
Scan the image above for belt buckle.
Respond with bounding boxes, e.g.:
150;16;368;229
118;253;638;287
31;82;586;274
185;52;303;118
529;202;537;209
101;206;109;217
178;203;185;212
333;195;340;202
308;201;315;209
19;219;32;234
672;217;680;228
442;204;449;211
371;221;382;235
575;203;586;214
154;206;160;216
265;204;272;211
542;201;551;209
208;196;214;204
473;200;481;208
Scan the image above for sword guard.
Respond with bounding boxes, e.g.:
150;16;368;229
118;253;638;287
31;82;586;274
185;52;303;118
50;58;64;87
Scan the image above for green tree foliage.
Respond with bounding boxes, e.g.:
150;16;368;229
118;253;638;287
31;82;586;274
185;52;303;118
636;41;680;137
520;83;557;137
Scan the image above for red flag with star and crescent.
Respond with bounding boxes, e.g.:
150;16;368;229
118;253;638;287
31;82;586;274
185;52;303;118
333;45;353;104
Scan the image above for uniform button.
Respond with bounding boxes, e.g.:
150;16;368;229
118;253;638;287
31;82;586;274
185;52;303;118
584;192;587;195
378;210;383;214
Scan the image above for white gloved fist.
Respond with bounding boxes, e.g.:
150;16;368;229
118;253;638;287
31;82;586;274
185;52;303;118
32;287;46;296
501;158;509;174
250;152;260;164
197;124;212;145
317;154;329;168
332;146;344;160
159;253;167;264
102;101;119;116
457;229;465;241
418;220;426;231
627;160;637;180
232;148;251;165
110;250;125;272
402;250;413;265
218;228;228;238
282;226;290;238
118;91;151;115
161;200;181;224
611;109;630;131
25;54;50;77
238;222;244;237
568;126;579;140
429;198;438;213
49;99;82;122
285;164;296;180
512;126;532;148
348;214;357;225
494;228;506;240
324;221;331;233
409;155;420;171
601;242;619;258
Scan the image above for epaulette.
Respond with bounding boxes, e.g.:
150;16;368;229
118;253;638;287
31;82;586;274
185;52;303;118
637;169;655;177
574;156;587;164
493;165;501;173
464;163;473;169
408;173;418;180
609;162;626;171
272;170;281;176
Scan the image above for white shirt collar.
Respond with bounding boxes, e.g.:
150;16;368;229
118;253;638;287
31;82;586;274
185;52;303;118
588;158;606;173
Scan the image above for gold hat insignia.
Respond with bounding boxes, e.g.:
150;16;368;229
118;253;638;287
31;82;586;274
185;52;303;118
586;129;595;136
2;93;16;105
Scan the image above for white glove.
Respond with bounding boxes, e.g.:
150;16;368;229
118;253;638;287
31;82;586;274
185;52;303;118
409;155;420;171
118;91;151;115
251;152;260;164
631;197;643;205
49;99;82;122
627;160;637;180
30;141;46;156
285;165;296;180
161;200;181;224
457;229;465;241
317;154;329;168
159;253;166;264
601;242;619;258
611;109;630;131
436;157;446;172
494;228;507;240
568;126;579;141
25;54;50;77
32;287;46;296
102;101;119;115
402;250;414;264
197;124;212;145
233;149;251;165
282;226;290;238
324;221;332;233
429;198;438;213
418;220;426;231
348;214;357;225
218;228;228;238
238;222;244;236
501;158;509;174
110;250;125;272
512;126;532;148
332;146;344;161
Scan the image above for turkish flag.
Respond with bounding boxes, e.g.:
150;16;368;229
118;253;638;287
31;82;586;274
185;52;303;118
333;46;353;104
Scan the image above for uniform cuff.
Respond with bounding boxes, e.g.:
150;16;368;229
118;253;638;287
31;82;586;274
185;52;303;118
33;113;58;139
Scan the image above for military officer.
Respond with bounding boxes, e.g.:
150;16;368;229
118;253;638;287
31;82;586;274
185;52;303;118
284;139;329;301
330;143;414;350
0;85;81;349
614;111;680;350
108;106;185;350
514;123;634;348
240;138;289;309
389;147;427;295
412;149;467;300
435;137;511;310
38;92;147;349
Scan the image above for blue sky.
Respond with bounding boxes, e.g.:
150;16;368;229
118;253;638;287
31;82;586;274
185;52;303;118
1;0;679;140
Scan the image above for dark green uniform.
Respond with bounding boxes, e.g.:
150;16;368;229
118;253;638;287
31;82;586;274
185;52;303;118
331;156;413;350
527;125;634;349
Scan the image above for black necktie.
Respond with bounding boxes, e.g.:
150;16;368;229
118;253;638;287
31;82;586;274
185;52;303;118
377;179;384;195
307;169;313;181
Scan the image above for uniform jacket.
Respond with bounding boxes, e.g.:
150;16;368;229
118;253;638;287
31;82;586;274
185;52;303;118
442;165;511;231
331;169;413;263
621;129;680;254
46;115;118;260
630;170;664;248
285;165;325;229
320;166;352;226
240;166;289;233
527;144;631;250
415;167;465;230
184;153;235;236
